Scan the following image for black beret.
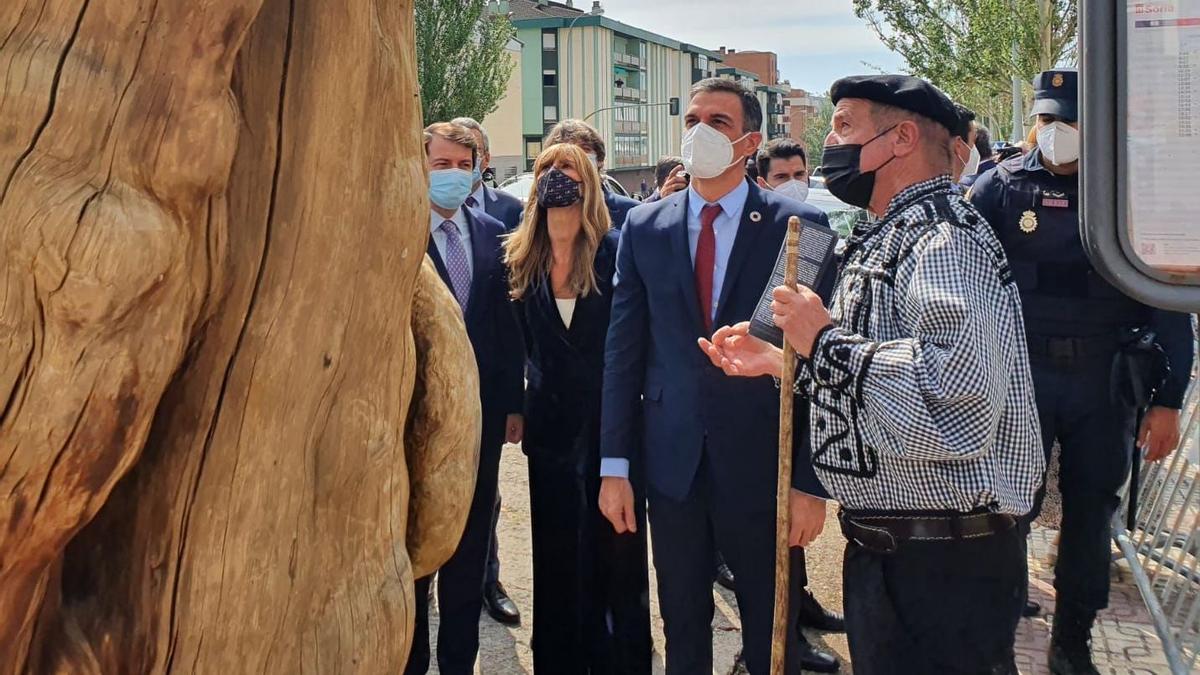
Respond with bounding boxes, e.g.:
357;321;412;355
830;75;960;133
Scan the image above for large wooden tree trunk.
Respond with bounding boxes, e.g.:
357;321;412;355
0;0;480;672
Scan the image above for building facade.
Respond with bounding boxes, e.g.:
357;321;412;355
491;0;722;192
783;88;829;144
486;36;527;183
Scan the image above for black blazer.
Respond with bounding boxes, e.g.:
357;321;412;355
427;207;524;416
515;230;621;459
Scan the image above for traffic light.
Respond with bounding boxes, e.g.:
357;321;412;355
669;97;680;116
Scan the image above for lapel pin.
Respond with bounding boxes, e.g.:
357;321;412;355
749;211;762;222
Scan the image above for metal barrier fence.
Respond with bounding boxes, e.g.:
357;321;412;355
1114;354;1200;675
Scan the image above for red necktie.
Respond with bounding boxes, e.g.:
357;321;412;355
695;203;722;334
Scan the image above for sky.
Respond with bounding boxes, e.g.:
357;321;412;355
587;0;907;94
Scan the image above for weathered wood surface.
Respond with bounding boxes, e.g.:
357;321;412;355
0;0;479;672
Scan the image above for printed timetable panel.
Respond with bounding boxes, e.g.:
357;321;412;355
1126;1;1200;273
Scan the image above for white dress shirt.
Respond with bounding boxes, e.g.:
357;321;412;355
429;208;474;278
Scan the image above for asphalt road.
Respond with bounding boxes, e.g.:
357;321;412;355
426;443;854;674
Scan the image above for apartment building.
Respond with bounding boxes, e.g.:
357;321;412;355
490;0;722;191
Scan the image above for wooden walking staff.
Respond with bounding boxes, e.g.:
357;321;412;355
770;216;802;674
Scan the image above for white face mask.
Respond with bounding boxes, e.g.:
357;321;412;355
1037;121;1080;165
772;179;810;203
681;123;750;179
963;145;981;176
585;152;599;169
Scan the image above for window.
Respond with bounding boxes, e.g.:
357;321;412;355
543;105;558;121
525;137;543;170
542;70;557;87
542;31;556;50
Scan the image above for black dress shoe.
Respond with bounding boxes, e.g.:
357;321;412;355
715;562;736;591
797;638;840;673
1024;600;1042;617
482;581;521;626
797;589;846;633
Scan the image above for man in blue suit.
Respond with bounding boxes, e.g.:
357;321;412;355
452;117;525;233
543;119;641;229
451;117;525;627
598;79;838;675
407;122;525;675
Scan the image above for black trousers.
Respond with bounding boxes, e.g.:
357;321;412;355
527;450;652;674
648;460;808;675
405;412;505;675
484;491;502;587
843;526;1026;675
1029;355;1138;610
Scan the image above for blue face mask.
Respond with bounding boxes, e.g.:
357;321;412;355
472;164;483;186
429;168;474;211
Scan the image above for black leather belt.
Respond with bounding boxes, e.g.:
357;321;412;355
838;510;1017;555
1026;334;1117;361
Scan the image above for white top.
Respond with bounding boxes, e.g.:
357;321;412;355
428;208;473;277
555;298;577;329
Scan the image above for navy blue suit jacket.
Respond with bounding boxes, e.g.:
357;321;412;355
600;182;832;508
482;185;524;232
427;208;525;417
605;190;641;230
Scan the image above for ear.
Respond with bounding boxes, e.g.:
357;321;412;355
741;132;763;157
891;119;922;159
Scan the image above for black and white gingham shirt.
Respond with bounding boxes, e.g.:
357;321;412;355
796;176;1044;516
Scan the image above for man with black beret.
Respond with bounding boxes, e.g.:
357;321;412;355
969;69;1194;675
700;73;1044;674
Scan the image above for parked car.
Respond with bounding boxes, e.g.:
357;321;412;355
805;186;869;239
497;171;631;201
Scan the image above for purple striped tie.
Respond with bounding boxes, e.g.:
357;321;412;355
439;220;471;310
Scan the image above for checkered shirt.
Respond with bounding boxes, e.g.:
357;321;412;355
795;176;1044;516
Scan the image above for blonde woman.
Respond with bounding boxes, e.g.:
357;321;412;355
504;143;650;674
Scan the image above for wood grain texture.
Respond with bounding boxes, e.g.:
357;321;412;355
0;0;479;671
406;260;481;580
771;217;801;675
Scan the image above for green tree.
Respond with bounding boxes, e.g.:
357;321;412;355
415;0;516;126
852;0;1077;140
803;97;835;169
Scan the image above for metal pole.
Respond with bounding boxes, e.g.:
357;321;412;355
770;217;801;675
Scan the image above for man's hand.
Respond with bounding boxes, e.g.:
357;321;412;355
659;165;688;198
505;414;524;445
599;476;637;534
789;489;827;548
1138;406;1182;462
771;286;832;359
698;322;785;378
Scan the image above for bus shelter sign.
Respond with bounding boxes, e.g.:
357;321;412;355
1126;1;1200;274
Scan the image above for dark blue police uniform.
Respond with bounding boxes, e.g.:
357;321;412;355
969;68;1194;675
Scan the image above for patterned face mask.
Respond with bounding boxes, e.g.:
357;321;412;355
536;167;582;208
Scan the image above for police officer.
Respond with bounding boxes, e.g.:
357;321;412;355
969;69;1195;675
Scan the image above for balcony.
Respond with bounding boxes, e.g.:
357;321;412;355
613;52;644;69
614;120;646;135
612;153;649;168
614;86;645;102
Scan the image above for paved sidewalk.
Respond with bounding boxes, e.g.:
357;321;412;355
1018;525;1172;675
425;447;1173;674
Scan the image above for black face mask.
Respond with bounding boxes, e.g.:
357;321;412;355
821;125;898;210
537;168;582;208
